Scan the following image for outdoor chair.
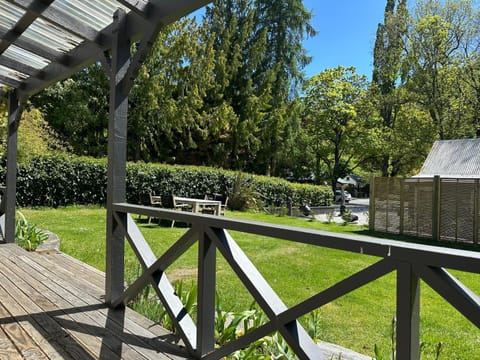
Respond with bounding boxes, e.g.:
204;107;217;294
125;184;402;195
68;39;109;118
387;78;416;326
161;194;192;227
147;194;162;224
202;193;228;216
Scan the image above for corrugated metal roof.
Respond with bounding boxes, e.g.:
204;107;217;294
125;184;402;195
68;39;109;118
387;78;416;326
416;139;480;178
0;0;211;96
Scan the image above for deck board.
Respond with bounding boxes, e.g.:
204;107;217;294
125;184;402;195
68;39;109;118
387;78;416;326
0;244;190;360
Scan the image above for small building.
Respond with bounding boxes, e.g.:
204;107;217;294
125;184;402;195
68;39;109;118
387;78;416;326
415;138;480;178
371;138;480;243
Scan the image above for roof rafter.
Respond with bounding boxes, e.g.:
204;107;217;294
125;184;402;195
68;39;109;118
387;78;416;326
0;75;20;88
0;0;55;54
5;0;102;44
4;33;67;63
115;0;152;17
0;0;213;97
0;56;39;76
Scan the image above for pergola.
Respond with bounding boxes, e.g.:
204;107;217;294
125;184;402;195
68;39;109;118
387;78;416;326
0;0;210;296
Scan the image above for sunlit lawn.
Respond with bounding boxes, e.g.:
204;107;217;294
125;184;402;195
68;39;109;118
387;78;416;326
22;206;480;359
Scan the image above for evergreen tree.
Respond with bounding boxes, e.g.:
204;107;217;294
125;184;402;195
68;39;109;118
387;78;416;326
372;0;408;176
203;0;270;170
254;0;317;176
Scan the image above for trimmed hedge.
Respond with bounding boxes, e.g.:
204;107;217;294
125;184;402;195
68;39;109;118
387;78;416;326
8;155;332;208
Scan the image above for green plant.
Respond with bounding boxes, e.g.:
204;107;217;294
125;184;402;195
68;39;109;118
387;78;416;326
341;208;352;224
374;317;444;360
326;210;335;223
10;155;332;208
128;279;197;338
15;211;48;251
227;172;262;211
306;309;323;343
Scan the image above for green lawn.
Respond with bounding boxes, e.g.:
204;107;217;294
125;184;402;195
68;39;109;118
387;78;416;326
22;206;480;359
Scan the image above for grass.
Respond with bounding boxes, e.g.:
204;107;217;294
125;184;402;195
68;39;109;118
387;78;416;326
22;206;480;359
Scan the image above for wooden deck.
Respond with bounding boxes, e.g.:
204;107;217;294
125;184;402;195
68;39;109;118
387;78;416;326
0;243;189;360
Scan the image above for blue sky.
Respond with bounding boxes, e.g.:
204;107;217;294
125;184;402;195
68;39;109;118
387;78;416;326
192;1;387;79
303;0;386;79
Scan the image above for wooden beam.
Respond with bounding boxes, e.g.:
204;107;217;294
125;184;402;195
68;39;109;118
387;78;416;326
396;262;420;360
196;227;216;356
4;0;102;44
0;56;39;76
116;0;153;16
0;0;55;54
4;90;23;243
0;75;21;89
0;30;68;64
208;227;325;359
105;8;129;307
5;0;214;97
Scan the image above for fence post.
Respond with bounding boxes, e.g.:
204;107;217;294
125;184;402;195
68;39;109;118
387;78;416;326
432;175;441;241
399;178;404;235
369;176;375;231
105;9;130;306
197;227;216;356
396;262;420;360
3;90;22;243
474;179;479;244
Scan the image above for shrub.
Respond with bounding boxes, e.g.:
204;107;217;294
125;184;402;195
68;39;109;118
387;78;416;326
8;155;332;208
15;211;48;251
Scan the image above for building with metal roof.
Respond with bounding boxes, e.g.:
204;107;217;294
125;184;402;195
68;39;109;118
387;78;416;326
415;138;480;178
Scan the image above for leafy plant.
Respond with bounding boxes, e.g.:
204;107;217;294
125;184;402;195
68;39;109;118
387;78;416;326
15;211;48;251
374;317;443;360
129;280;197;337
10;155;332;208
227;172;262;211
341;208;352;224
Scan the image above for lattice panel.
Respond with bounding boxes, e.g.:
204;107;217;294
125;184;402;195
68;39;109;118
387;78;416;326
402;179;419;236
373;177;480;244
455;180;475;243
416;180;433;237
440;180;458;242
386;178;401;233
374;177;389;232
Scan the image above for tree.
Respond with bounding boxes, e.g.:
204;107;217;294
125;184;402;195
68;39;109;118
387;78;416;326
405;0;478;139
128;17;220;163
202;0;269;170
302;67;381;191
31;64;109;157
372;0;408;176
253;0;317;176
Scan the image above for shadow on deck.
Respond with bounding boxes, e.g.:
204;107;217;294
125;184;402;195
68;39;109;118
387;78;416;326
0;243;188;359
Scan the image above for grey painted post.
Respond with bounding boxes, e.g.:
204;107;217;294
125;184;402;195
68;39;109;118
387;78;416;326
4;90;21;243
396;262;420;360
197;227;216;356
105;9;130;306
399;178;404;235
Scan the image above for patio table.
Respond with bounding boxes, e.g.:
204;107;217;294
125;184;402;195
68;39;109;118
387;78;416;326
174;196;222;215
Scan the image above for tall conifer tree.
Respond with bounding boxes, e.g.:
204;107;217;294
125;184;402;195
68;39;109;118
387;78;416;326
254;0;316;175
372;0;408;176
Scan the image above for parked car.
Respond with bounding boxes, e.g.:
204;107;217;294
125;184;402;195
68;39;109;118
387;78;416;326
334;190;352;203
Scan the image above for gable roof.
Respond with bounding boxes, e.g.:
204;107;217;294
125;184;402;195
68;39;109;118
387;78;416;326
416;139;480;178
0;0;210;99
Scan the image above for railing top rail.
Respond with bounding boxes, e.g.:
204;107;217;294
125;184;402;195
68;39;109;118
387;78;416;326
113;202;480;273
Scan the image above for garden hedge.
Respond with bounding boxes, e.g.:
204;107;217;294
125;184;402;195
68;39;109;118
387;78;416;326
5;155;332;208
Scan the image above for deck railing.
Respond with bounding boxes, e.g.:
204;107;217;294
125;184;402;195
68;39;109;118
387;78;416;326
108;202;480;360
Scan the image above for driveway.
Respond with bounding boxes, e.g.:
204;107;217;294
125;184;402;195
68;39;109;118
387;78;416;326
314;198;369;225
